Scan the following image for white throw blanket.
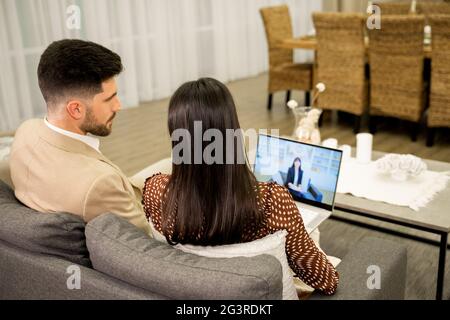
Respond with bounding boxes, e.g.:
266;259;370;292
337;157;450;211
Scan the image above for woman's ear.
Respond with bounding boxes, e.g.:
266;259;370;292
66;100;84;120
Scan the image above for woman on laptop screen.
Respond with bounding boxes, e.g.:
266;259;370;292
286;157;305;198
142;78;338;296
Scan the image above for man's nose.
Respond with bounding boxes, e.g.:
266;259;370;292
113;97;121;112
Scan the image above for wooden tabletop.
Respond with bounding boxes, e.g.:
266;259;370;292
280;36;432;59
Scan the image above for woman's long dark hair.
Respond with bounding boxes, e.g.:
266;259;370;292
291;157;302;169
162;78;263;245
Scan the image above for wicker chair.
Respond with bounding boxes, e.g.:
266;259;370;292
419;1;450;22
368;15;426;141
374;2;414;15
260;5;313;110
312;12;368;133
426;14;450;146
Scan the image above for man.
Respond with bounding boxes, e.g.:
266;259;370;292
10;39;151;236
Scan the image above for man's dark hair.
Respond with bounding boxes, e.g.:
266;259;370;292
37;39;123;106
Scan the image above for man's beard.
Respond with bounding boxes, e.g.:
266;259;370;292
80;107;115;137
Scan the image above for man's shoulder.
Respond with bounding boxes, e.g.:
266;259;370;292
16;119;43;135
12;119;43;146
67;158;123;188
89;165;124;183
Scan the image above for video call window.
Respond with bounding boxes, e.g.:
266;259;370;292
254;135;342;206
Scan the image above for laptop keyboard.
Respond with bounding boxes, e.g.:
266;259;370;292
297;205;319;228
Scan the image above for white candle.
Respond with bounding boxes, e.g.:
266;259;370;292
356;133;373;164
322;138;338;149
339;144;352;161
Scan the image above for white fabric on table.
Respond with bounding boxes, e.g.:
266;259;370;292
337;157;450;211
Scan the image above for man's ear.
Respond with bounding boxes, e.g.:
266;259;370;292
66;100;84;120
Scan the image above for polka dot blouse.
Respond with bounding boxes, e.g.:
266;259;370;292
142;173;339;295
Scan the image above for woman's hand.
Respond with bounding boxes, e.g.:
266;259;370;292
288;183;302;192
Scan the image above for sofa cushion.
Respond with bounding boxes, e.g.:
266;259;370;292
0;180;90;267
85;213;283;300
169;230;298;300
149;221;298;299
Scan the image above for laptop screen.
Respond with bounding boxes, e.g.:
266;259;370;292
253;134;343;211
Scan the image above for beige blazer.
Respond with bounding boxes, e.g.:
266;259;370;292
10;119;151;236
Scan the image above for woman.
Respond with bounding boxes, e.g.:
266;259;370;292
286;157;303;188
286;157;304;199
142;78;338;295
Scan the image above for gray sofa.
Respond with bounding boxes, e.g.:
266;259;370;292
0;169;408;300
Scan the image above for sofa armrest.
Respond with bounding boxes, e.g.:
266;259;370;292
86;213;283;300
310;237;407;300
0;160;12;188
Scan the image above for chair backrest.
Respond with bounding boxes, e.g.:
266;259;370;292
368;15;426;122
260;5;293;68
313;12;367;115
375;2;413;15
428;14;450;128
419;2;450;22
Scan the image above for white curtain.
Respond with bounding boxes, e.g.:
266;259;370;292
0;0;322;132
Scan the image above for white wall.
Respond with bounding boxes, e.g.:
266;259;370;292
0;0;321;131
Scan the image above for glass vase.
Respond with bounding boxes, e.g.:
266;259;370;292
291;106;322;145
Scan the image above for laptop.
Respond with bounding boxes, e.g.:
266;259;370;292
252;134;343;234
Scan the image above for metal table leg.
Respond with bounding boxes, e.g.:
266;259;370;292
436;232;448;300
